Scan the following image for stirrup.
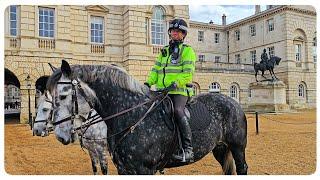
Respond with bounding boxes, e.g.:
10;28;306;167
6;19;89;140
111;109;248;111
172;148;186;162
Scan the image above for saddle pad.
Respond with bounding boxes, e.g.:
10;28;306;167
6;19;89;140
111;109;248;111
187;100;212;132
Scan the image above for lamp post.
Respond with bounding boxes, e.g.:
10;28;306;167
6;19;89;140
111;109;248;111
25;75;32;129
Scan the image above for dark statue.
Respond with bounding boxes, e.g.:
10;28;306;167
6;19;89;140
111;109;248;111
254;49;282;82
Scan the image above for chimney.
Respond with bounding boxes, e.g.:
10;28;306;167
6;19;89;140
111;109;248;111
222;14;226;26
255;5;261;14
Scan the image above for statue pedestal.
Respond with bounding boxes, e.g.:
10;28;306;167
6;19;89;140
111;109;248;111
248;81;289;112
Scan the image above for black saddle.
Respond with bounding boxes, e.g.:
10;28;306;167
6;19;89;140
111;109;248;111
161;95;212;132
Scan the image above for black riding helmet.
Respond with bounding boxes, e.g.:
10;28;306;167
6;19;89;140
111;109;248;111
168;19;188;36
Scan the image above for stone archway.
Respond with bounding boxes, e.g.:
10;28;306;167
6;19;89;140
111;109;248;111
5;68;21;123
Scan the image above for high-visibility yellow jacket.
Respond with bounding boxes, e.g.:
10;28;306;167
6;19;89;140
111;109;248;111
146;43;197;97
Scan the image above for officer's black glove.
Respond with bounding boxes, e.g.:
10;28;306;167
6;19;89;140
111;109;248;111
167;82;178;91
144;82;151;88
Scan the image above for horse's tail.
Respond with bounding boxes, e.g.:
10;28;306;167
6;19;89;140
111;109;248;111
223;148;236;175
213;144;236;175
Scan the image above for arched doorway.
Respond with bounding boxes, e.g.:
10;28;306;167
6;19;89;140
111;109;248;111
5;68;21;123
35;76;49;111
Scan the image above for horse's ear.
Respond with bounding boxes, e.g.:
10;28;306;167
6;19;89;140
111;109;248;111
48;63;57;72
61;59;71;77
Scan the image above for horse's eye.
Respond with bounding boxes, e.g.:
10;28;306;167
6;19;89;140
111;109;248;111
43;108;49;112
60;95;67;100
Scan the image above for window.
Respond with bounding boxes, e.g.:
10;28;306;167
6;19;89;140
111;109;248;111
313;37;317;63
209;82;220;93
235;30;240;41
90;16;104;43
298;84;305;97
235;54;241;64
39;7;55;38
267;18;274;32
250;50;256;64
268;46;275;57
295;44;301;62
214;33;220;43
10;5;18;36
249;25;256;36
151;6;165;45
198;55;205;62
230;85;238;99
198;31;204;42
145;17;149;45
215;56;221;63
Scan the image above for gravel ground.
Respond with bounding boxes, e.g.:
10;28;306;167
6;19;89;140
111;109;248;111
4;109;316;175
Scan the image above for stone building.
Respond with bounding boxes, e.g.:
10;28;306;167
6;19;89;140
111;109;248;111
4;5;316;123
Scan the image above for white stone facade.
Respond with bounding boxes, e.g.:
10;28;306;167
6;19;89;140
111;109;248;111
4;5;316;123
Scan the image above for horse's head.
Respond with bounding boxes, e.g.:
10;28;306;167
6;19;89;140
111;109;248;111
49;60;99;145
33;90;53;136
275;56;281;65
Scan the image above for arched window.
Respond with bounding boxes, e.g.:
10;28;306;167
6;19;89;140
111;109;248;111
209;82;220;93
298;84;305;97
151;6;166;45
230;85;238;99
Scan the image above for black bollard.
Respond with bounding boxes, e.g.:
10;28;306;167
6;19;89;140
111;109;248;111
255;112;259;134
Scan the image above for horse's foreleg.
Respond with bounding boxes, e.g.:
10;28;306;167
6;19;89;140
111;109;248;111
272;69;279;80
255;71;258;82
89;154;98;175
98;147;109;175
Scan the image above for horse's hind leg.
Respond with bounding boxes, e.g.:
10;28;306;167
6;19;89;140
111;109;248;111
212;144;236;175
90;159;98;175
230;145;248;175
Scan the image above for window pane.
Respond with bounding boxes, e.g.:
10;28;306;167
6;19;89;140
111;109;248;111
10;6;17;13
39;15;43;22
50;17;54;23
10;13;16;20
44;23;48;30
44;30;48;37
49;24;54;30
39;23;44;29
91;36;94;42
49;31;54;37
91;23;94;29
10;29;16;36
10;21;16;28
49;10;54;16
44;16;48;22
44;10;48;16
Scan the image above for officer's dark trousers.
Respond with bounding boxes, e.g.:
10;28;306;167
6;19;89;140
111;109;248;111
169;94;193;161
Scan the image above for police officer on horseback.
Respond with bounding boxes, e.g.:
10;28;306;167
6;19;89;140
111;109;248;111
260;48;269;65
144;18;196;162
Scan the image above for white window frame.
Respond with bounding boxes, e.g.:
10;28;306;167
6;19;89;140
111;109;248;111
230;85;238;99
9;5;18;36
295;44;301;62
249;25;256;36
235;30;240;41
214;33;220;43
267;18;274;32
250;50;256;64
268;46;275;58
198;31;204;42
90;16;104;44
38;7;55;38
298;84;305;97
235;54;241;64
198;55;205;62
209;82;220;93
151;6;166;45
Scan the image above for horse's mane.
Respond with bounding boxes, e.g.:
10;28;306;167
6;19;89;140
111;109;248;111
46;64;147;97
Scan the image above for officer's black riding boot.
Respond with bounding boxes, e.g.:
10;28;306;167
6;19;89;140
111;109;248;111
173;116;194;162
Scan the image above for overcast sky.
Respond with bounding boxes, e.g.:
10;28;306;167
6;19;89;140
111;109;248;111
189;5;267;25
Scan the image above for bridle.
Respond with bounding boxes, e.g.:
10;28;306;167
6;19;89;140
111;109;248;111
52;78;169;136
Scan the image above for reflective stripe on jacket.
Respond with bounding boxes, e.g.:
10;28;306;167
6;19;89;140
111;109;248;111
146;43;197;96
